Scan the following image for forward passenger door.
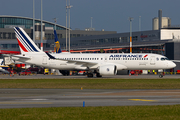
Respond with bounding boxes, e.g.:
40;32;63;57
150;56;155;65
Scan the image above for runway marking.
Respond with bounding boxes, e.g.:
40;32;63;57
0;102;52;104
129;99;157;102
27;99;48;101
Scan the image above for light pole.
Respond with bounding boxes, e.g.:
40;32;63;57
41;0;43;51
66;0;67;51
33;0;35;42
67;0;72;52
91;17;93;28
129;17;133;54
53;18;57;30
139;16;141;31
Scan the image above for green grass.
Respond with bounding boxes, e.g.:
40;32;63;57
0;105;180;120
0;78;180;89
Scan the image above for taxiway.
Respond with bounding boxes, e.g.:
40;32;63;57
0;89;180;108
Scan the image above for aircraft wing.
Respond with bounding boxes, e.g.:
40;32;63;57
57;58;97;65
171;60;180;62
45;52;97;67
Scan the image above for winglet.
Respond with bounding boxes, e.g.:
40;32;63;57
45;52;56;59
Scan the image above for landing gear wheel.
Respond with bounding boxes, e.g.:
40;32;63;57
87;73;93;77
59;70;70;76
96;73;102;77
159;74;163;78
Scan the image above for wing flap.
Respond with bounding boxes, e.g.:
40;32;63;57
55;58;98;67
46;52;98;67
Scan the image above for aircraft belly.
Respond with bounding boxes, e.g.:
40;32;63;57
59;65;75;70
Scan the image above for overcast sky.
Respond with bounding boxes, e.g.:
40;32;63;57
1;0;180;33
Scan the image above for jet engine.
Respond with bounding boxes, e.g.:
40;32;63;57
98;65;117;75
59;70;70;76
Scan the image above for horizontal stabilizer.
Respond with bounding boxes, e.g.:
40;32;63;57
12;55;31;60
0;68;10;74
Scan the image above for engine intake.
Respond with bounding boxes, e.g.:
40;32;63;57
98;65;117;75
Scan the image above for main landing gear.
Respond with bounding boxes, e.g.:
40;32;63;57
96;73;102;77
159;73;163;78
87;73;93;77
86;70;102;78
59;70;70;76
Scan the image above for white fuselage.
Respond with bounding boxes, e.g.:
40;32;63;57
13;52;176;71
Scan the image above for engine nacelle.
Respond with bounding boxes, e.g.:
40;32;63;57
98;65;117;75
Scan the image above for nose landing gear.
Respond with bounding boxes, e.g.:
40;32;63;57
159;73;163;78
158;69;164;78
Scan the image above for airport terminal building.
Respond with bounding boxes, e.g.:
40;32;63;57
0;15;180;72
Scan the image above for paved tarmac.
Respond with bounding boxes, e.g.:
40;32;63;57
0;89;180;108
0;74;180;79
0;74;179;108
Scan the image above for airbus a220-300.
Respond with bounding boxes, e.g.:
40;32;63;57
12;27;176;78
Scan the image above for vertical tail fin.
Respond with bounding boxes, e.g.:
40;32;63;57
54;30;61;53
14;27;42;54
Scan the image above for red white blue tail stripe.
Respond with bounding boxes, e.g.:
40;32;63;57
14;27;41;52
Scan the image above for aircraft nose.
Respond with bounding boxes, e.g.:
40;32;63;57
169;62;176;68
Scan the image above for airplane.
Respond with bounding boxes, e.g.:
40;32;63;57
12;27;176;78
53;29;70;75
54;30;61;53
0;59;10;74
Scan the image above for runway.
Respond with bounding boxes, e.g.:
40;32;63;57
0;89;180;108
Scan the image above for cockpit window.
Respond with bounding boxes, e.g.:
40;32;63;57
161;57;169;61
161;58;165;61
